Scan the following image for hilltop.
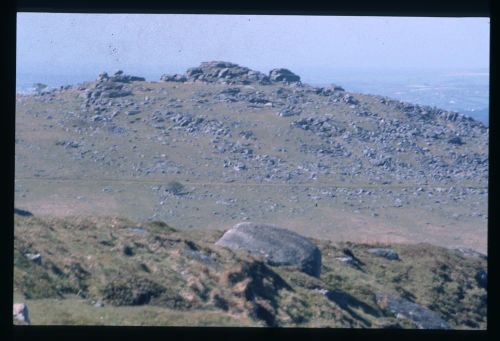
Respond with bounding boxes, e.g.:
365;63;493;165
13;61;489;328
14;61;488;252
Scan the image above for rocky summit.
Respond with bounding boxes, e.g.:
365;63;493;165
14;61;488;253
160;61;302;86
215;222;322;277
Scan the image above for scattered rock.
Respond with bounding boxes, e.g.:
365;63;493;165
343;94;359;105
160;74;187;82
14;208;33;217
278;107;301;117
315;84;345;96
475;269;487;289
25;253;42;265
448;136;464;145
215;222;322;277
13;303;31;325
453;248;487;260
376;293;449;329
367;248;400;260
373;319;403;329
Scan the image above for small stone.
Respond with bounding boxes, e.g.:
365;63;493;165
448;136;464;145
367;248;400;260
13;303;31;325
475;269;487;289
25;253;42;265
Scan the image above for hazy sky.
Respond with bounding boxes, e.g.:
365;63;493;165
17;13;489;78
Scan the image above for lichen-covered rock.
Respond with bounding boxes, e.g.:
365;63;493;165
215;222;322;277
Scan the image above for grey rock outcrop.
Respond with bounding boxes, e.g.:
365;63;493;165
160;74;187;82
80;71;144;110
215;222;322;277
269;68;301;83
376;293;449;329
161;62;306;86
108;70;146;83
161;61;271;85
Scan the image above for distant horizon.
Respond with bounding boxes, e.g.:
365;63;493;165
16;64;490;80
16;64;489;126
16;64;490;85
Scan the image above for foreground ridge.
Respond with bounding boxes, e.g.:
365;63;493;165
13;215;487;328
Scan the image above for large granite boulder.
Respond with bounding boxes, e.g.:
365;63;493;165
215;222;321;277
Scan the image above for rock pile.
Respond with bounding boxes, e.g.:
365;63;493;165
150;111;231;137
161;61;270;85
160;61;302;86
269;68;301;83
80;70;145;110
292;116;346;138
215;222;322;278
99;70;146;83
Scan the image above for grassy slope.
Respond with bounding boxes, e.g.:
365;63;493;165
14;80;488;253
13;215;486;328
